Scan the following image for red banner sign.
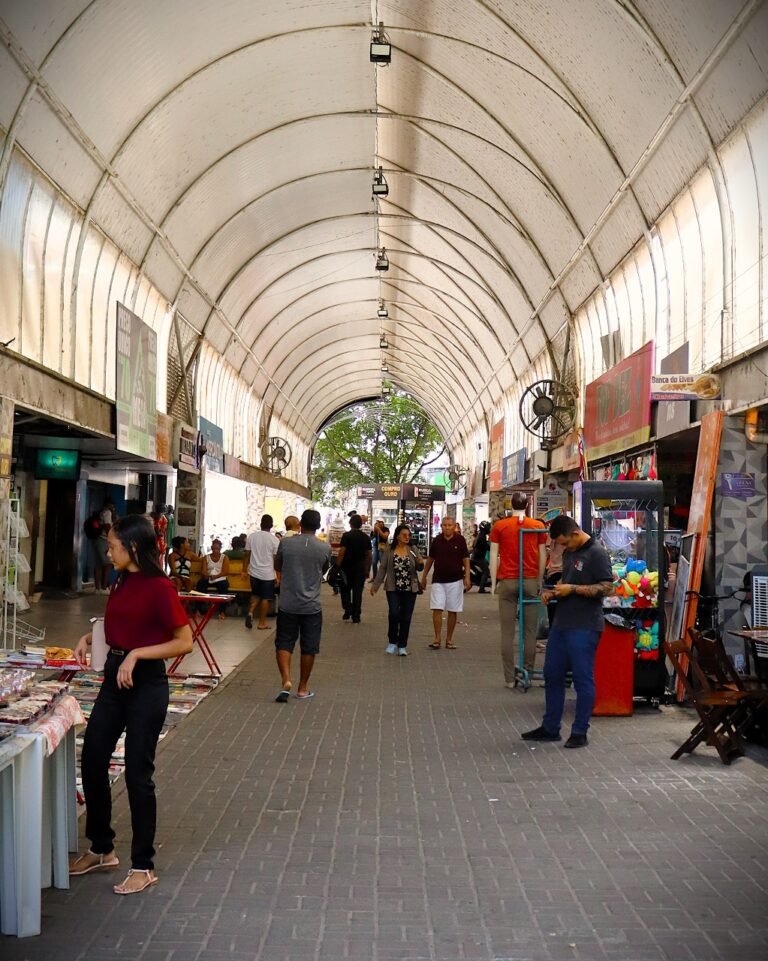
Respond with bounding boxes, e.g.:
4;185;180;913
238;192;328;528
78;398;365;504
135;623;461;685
583;342;654;459
488;419;505;491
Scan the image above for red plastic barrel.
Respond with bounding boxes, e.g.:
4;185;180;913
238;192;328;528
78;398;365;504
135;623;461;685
592;622;635;716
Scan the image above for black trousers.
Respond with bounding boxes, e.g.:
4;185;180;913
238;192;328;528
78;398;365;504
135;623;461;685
386;590;417;648
340;570;366;620
81;652;169;870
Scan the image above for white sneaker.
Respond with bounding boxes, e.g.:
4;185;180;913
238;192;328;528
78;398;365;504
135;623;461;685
398;648;408;656
385;644;397;654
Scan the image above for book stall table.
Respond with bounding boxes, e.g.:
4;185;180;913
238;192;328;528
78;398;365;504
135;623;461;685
0;693;83;937
168;593;235;676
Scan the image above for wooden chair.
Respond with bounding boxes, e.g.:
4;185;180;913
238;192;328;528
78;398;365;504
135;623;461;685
688;628;768;741
664;637;751;764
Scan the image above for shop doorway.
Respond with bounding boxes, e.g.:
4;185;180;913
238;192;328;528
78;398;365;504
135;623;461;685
42;479;77;589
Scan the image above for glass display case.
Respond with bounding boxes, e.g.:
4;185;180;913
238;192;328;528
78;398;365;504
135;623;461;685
573;481;666;700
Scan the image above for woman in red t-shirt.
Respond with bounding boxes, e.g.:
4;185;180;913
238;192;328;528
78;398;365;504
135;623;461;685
70;515;192;895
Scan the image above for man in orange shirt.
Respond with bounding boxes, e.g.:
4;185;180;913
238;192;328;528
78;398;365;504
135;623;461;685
490;492;547;686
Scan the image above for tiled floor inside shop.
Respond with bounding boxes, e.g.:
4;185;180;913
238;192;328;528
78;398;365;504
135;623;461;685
3;586;768;961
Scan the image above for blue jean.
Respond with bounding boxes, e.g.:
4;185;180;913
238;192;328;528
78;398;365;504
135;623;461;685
542;625;601;735
386;590;417;648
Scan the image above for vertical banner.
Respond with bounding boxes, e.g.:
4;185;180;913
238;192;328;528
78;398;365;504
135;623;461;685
115;303;157;459
674;411;724;699
488;419;505;491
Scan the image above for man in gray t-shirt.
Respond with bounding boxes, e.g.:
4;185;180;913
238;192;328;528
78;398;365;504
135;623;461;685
272;509;332;703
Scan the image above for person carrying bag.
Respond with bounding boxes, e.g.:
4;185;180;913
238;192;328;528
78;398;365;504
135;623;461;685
370;524;424;655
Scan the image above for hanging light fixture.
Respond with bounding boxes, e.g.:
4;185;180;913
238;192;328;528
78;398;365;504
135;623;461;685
382;384;392;395
372;166;389;198
370;23;391;64
381;361;389;373
377;301;388;318
379;335;389;349
375;247;389;271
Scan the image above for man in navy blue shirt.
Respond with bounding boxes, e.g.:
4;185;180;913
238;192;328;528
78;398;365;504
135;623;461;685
522;514;614;748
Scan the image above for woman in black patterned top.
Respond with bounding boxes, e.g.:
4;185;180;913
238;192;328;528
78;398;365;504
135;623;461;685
370;524;424;655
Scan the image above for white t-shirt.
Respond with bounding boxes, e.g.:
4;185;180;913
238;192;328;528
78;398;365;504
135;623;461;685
246;530;279;579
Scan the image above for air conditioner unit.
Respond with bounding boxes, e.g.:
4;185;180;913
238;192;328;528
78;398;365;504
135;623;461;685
753;567;768;626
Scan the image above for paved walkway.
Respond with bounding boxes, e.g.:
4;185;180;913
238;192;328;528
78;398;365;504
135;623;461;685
5;588;768;961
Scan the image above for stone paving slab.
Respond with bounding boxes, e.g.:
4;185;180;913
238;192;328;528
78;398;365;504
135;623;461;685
3;589;768;960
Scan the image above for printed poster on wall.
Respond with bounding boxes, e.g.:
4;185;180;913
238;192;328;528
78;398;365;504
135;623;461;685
115;302;157;459
488;419;505;491
198;416;224;473
583;342;653;460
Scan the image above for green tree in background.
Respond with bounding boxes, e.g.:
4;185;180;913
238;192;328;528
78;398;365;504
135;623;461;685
311;393;444;503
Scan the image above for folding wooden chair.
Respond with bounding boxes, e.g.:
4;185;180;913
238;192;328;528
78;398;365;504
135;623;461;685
688;629;768;740
664;637;751;764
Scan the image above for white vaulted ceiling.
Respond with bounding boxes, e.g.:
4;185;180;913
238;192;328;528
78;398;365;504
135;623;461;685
1;0;767;445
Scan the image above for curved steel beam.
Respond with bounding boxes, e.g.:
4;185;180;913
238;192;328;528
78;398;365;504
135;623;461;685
200;209;525;357
280;343;460;431
298;369;454;442
239;255;496;373
270;322;475;421
256;303;479;405
221;242;507;361
286;358;460;436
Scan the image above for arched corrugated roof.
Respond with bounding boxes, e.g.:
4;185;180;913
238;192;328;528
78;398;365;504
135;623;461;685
1;0;766;446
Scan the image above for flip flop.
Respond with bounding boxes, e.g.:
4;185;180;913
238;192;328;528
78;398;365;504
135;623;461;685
428;642;441;649
274;689;291;703
257;625;271;630
446;643;457;649
294;691;315;700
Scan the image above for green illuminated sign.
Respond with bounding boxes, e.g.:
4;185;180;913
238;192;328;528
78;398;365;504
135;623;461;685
36;449;79;480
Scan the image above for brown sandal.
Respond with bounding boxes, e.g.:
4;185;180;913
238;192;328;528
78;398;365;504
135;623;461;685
69;850;120;875
428;642;441;649
445;643;457;649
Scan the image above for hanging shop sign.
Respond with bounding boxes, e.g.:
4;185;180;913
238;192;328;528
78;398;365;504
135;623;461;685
224;454;241;478
198;416;224;473
501;448;526;488
488;419;505;491
584;342;653;460
720;472;755;500
356;482;445;502
155;413;173;465
174;422;200;473
534;484;568;520
655;343;691;439
356;483;403;500
550;430;581;473
115;302;157;460
401;483;446;503
650;372;721;402
471;463;485;497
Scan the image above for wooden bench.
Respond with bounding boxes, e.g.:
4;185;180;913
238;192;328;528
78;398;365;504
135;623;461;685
188;557;251;598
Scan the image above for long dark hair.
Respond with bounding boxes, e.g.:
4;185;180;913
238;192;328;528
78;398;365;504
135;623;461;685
392;524;412;546
111;514;166;583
